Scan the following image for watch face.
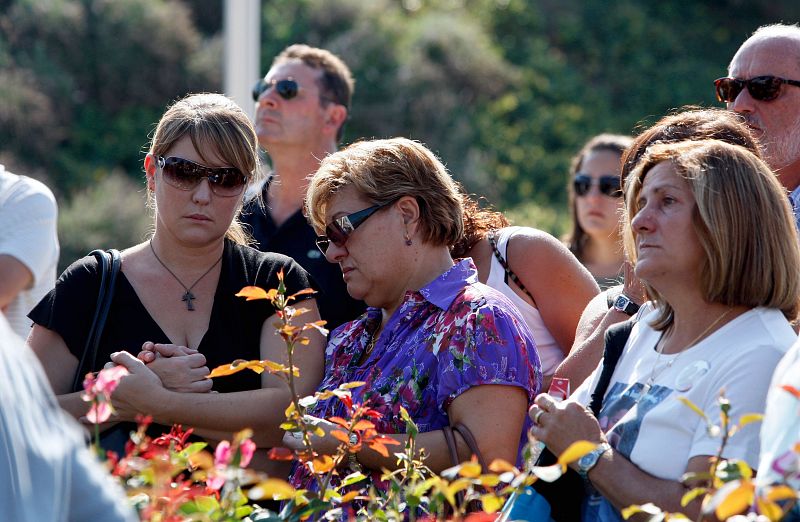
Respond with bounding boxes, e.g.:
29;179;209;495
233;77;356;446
578;451;597;471
614;295;629;309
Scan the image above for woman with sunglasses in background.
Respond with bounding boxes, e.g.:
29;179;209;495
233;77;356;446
565;134;633;290
283;137;541;494
27;93;326;460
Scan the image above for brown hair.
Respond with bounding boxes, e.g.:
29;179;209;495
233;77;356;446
621;107;760;187
624;140;800;328
147;93;261;244
274;44;355;141
305;138;463;247
565;133;633;261
450;195;509;259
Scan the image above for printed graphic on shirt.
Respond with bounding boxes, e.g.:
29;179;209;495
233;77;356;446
598;382;673;458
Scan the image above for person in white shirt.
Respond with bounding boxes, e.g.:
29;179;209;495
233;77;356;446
529;139;800;521
0;313;134;521
0;164;59;338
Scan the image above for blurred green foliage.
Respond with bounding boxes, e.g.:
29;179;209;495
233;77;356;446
1;0;798;268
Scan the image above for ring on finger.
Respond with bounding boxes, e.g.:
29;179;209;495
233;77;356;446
533;409;545;426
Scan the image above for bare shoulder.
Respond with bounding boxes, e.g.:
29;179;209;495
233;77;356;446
505;227;588;272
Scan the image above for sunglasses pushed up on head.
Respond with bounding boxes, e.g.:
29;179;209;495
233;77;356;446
714;75;800;103
157;156;247;197
573;174;622;198
315;202;394;255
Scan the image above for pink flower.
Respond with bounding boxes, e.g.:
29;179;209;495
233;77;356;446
81;365;129;424
214;440;232;467
239;439;256;468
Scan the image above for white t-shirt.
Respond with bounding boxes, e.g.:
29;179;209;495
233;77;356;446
756;337;800;492
0;165;59;337
486;226;562;375
572;306;795;481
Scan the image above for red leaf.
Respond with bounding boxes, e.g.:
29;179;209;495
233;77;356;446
328;416;350;428
780;385;800;399
267;447;295;461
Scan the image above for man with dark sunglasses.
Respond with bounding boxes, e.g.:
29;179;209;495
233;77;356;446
241;44;365;331
722;24;800;229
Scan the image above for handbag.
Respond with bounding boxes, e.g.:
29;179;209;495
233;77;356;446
71;249;122;392
520;319;635;521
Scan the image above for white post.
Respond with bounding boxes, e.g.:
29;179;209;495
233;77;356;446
223;0;261;123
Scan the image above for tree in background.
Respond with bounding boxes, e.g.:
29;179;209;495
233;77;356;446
1;0;799;268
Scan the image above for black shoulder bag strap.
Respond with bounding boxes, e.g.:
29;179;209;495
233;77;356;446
71;249;122;392
588;319;636;416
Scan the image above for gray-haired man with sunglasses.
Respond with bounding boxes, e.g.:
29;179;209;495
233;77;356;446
721;24;800;228
241;44;365;332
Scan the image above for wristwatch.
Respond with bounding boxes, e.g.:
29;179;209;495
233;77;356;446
612;294;640;316
577;442;611;479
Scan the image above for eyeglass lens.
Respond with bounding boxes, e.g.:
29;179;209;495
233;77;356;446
315;203;389;254
251;78;299;102
573;174;621;197
714;76;800;103
159;157;246;197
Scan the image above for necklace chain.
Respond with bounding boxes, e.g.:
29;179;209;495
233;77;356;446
643;307;734;393
149;240;223;311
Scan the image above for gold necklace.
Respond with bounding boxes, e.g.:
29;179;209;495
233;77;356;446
641;307;734;396
150;241;223;311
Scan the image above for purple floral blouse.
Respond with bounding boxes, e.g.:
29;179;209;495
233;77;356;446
290;259;541;491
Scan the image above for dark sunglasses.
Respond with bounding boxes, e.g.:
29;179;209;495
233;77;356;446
714;76;800;103
157;156;247;197
252;78;299;102
573;174;622;198
315;202;393;255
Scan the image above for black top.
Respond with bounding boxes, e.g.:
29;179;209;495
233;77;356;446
240;177;366;332
29;239;315;394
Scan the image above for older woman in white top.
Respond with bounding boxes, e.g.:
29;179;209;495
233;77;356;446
529;140;800;521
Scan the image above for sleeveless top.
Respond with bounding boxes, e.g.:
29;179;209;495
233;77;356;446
485;226;562;375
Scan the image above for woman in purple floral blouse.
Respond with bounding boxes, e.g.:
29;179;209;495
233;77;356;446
284;137;542;491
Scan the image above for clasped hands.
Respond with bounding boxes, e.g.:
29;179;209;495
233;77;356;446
97;342;212;422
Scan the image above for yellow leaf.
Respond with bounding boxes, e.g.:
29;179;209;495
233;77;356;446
764;484;797;502
311;455;335;473
481;493;504;514
678;397;707;419
756;496;785;522
477;474;501;487
448;478;472;495
738;413;764;428
339;381;367;390
236;286;277;301
488;459;517;473
248;478;296;501
207;359;265;378
680;487;707;507
715;481;754;520
458;460;482;479
557;440;597;466
188;450;214;470
285;402;296;418
340;490;360;503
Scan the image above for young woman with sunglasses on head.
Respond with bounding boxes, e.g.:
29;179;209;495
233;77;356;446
283;137;541;494
565;134;633;291
27;93;326;457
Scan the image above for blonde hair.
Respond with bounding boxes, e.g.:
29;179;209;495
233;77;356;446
624;139;800;329
305;138;463;247
146;93;261;244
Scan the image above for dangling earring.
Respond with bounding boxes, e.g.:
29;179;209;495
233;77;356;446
404;231;413;246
